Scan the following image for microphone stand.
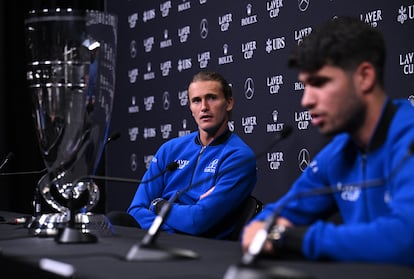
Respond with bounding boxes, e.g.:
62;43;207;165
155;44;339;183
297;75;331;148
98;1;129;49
125;191;199;261
55;188;98;244
0;152;14;171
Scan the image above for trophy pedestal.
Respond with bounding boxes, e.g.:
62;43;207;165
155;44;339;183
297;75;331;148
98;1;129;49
27;212;114;238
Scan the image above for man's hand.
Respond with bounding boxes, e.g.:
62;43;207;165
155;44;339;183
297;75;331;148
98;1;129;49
242;217;293;254
241;220;274;253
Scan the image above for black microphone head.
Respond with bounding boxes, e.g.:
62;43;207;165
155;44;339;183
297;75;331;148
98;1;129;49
281;125;293;139
167;162;179;171
106;132;121;144
409;140;414;155
5;152;14;161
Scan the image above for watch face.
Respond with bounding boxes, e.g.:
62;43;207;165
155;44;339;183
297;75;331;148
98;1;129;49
152;198;162;205
268;224;287;241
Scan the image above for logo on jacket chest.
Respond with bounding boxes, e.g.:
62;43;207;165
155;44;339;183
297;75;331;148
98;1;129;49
204;159;219;173
177;160;189;169
340;185;361;202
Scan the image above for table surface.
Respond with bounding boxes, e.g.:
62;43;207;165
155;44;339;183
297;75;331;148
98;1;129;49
1;211;413;279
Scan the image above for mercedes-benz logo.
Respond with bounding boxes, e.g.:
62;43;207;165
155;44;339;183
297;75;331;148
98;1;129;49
130;40;137;58
244;77;254;100
298;148;310;172
408;95;414;106
298;0;310;12
200;18;208;39
130;153;137;172
163;91;170;110
228;120;234;132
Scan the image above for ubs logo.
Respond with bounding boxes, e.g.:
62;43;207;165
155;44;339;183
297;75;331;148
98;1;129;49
244;77;254;100
298;148;310;172
397;5;414;24
200;18;208;39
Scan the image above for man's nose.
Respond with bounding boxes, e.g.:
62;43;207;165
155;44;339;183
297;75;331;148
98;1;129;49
301;86;314;109
201;98;209;110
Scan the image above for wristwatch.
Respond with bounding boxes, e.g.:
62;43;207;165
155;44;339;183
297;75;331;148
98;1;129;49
267;224;288;249
150;198;164;212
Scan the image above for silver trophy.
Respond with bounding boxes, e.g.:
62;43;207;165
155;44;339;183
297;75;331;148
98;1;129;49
24;8;117;242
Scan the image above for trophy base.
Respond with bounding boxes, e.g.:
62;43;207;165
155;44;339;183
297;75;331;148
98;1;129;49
55;226;98;244
27;212;115;238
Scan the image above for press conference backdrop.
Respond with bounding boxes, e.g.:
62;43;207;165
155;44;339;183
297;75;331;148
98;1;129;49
105;0;414;212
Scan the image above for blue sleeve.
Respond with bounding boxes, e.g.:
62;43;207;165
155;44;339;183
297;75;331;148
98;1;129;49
303;140;414;265
164;146;257;235
127;144;175;232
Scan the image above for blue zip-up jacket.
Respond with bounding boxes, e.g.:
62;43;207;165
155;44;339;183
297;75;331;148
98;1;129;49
128;129;257;239
254;98;414;265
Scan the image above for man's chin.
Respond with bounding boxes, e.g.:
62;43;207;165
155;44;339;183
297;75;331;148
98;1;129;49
318;126;339;138
201;125;220;135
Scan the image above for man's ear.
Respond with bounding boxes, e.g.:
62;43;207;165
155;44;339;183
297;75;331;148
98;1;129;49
355;62;376;93
226;97;234;111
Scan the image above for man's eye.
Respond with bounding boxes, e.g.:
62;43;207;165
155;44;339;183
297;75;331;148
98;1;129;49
308;77;329;87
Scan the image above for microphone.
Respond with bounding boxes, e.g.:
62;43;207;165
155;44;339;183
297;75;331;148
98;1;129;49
74;161;179;185
0;168;47;176
0;152;14;172
105;131;121;145
54;161;179;244
223;140;414;279
125;125;293;262
125;188;199;261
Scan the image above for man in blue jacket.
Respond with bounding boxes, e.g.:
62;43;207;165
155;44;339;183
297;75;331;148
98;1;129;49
242;16;414;265
127;71;257;240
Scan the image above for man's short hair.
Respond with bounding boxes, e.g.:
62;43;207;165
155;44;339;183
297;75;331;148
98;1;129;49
288;16;386;86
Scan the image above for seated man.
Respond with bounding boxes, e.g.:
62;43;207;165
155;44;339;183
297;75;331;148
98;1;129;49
119;71;257;240
242;16;414;265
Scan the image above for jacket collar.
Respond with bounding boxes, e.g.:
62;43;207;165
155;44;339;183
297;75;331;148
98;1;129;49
194;129;232;146
366;98;397;152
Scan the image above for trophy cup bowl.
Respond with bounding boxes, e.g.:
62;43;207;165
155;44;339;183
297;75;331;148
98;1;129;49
24;8;117;240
